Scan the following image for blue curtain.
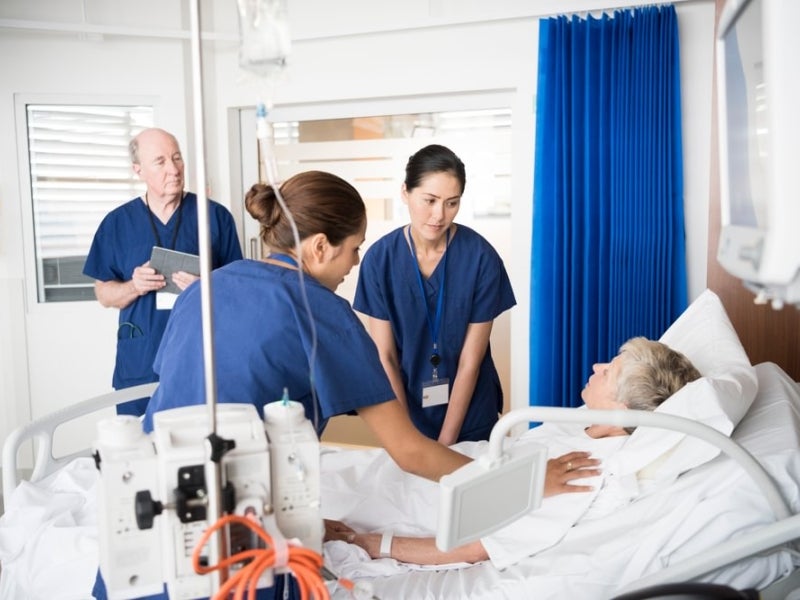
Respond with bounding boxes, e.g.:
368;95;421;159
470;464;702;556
530;5;688;409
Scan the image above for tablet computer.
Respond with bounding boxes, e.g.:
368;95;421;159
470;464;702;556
149;246;200;295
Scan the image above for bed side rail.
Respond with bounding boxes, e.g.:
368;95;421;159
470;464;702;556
2;383;158;500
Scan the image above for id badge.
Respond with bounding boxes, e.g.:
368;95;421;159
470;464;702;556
422;378;450;408
156;291;178;310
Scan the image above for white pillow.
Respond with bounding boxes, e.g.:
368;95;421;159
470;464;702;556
605;289;757;485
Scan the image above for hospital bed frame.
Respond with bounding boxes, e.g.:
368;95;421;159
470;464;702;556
488;406;800;597
4;380;800;599
1;383;157;500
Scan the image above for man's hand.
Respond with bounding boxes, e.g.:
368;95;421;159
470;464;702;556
171;270;200;291
131;261;166;296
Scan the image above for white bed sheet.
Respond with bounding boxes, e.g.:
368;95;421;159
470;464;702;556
0;456;99;599
1;362;799;600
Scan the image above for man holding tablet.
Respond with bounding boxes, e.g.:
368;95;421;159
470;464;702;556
83;127;242;415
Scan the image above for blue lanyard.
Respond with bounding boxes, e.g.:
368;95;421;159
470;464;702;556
408;227;449;375
269;252;299;268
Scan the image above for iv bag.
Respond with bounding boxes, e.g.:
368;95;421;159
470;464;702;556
237;0;291;79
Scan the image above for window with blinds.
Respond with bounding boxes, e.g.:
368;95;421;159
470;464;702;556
25;104;154;303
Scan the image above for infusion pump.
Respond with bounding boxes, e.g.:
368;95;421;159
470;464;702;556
93;401;322;600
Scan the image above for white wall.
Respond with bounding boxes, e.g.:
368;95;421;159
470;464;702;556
0;11;196;466
0;0;715;467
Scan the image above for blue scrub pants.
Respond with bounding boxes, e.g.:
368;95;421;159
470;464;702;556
92;569;300;600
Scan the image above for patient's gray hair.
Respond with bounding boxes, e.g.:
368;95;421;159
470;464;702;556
615;337;701;433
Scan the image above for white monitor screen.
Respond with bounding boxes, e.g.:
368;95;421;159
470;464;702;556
722;0;766;230
716;0;800;301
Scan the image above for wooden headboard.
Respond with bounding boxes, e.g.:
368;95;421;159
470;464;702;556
707;0;800;381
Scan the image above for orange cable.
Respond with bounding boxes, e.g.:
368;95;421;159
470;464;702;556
191;513;329;600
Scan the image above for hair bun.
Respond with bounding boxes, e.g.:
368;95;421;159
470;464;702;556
245;182;281;228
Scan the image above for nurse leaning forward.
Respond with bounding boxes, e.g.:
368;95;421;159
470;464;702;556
354;144;516;445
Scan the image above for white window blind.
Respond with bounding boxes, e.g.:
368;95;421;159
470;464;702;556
25;104;154;302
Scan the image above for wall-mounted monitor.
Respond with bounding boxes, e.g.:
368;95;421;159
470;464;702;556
716;0;800;308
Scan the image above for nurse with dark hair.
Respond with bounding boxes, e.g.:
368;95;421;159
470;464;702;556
354;144;516;445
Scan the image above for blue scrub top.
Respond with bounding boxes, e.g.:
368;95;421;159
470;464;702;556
354;225;516;441
143;259;396;435
83;193;242;393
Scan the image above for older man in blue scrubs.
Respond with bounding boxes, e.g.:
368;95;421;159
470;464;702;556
83;128;242;415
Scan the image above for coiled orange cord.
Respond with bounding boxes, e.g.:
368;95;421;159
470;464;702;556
192;514;329;600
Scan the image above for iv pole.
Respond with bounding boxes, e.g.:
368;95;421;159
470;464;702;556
188;0;228;591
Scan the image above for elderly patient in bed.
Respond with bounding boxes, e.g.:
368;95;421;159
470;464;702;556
323;337;700;568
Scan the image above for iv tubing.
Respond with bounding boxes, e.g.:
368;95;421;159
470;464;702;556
256;105;321;431
189;0;227;589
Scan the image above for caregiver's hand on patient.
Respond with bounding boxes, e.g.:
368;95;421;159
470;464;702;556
544;451;601;496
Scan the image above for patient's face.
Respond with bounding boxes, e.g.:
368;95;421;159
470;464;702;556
581;355;625;410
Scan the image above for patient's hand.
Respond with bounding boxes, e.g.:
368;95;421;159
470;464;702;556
324;518;357;543
544;451;601;497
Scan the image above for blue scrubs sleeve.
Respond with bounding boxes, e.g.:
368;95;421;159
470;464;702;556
210;201;243;266
309;305;396;419
353;246;390;319
469;246;516;323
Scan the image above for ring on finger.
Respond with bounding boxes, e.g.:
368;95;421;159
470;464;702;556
566;461;573;471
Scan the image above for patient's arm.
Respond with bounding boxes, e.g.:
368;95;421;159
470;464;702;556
323;451;601;566
363;534;488;565
324;520;488;565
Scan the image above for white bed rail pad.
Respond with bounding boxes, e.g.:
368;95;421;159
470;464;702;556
436;442;547;551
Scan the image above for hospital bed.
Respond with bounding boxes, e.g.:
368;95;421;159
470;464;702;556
319;360;800;599
3;291;800;599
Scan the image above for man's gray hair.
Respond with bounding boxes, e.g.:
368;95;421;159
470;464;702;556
128;136;141;165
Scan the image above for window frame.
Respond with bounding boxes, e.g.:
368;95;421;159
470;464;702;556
15;93;158;311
